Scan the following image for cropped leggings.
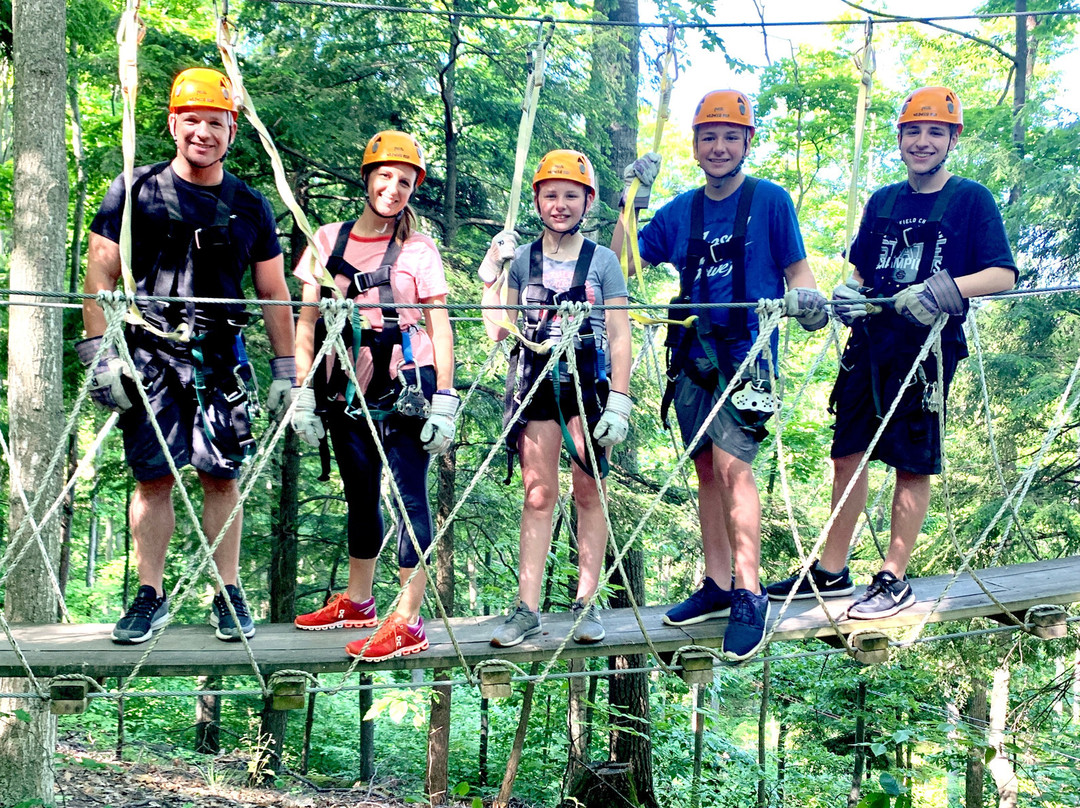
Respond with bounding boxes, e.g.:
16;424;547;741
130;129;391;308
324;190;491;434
325;368;434;569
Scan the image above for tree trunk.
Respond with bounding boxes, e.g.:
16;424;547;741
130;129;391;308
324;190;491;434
495;662;540;808
270;428;300;623
439;10;460;245
586;0;640;209
426;449;457;803
604;546;657;807
254;697;288;786
0;0;68;802
564;658;590;792
988;647;1017;808
848;682;867;808
965;675;988;808
195;676;221;754
427;671;452;806
358;674;375;781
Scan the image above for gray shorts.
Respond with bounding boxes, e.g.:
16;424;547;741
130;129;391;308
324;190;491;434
673;359;765;465
119;352;252;482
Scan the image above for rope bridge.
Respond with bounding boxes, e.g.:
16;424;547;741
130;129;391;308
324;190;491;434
1;284;1078;711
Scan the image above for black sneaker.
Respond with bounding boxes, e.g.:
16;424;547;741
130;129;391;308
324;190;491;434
663;576;734;626
848;570;915;620
112;585;170;644
210;584;256;641
766;560;855;601
722;588;771;662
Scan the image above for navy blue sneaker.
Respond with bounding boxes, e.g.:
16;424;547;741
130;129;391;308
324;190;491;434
112;585;169;644
722;588;770;662
848;570;915;620
766;560;855;601
663;577;733;626
210;584;256;641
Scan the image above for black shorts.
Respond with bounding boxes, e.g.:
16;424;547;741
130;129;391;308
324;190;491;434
120;350;252;482
520;375;604;424
829;336;959;475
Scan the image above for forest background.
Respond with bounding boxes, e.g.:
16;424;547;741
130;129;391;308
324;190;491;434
2;0;1080;807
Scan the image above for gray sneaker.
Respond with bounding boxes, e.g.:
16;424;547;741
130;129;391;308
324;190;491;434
571;599;605;644
490;601;541;648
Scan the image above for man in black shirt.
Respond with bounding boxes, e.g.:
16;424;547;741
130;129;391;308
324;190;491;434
78;68;296;644
768;86;1018;618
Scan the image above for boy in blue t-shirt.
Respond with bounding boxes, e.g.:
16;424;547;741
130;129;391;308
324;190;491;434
767;86;1017;619
614;90;827;661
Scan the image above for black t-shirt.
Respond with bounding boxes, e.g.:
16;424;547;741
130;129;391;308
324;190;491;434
90;162;282;300
850;177;1017;355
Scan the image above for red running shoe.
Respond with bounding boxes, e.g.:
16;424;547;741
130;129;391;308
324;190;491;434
294;593;377;631
346;613;429;662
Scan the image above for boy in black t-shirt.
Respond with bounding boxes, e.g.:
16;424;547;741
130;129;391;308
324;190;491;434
77;68;296;644
767;86;1018;619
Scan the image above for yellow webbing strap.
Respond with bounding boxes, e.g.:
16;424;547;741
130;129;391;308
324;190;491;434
115;1;190;341
840;18;876;286
216;15;339;296
619;28;695;332
491;20;558;355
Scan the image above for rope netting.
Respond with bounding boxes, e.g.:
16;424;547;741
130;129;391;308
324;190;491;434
2;0;1078;728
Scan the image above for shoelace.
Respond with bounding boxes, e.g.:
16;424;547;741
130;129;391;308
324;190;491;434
866;573;894;596
124;595;162;619
218;589;250;619
729;592;761;624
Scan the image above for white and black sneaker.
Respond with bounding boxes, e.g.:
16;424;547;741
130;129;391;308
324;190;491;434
847;570;915;620
766;560;855;601
112;585;170;644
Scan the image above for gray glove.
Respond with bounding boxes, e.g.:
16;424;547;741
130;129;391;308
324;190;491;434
892;271;964;326
420;390;461;455
831;276;879;327
75;336;137;413
592;390;633;448
783;287;829;332
267;356;297;423
290;387;325;448
479;231;519;284
620;152;662;210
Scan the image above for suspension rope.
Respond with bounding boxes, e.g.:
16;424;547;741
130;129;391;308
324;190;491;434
839;17;875;287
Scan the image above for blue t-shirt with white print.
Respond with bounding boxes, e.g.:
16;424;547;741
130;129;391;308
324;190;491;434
638;177;805;366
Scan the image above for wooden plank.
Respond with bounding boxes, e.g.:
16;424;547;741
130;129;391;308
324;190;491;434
1;557;1077;680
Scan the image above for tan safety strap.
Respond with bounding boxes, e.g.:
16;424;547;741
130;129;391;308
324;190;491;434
115;1;192;341
216;14;339;296
618;27;696;332
490;20;559;355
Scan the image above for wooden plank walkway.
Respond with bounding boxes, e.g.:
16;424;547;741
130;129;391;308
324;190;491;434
2;556;1077;679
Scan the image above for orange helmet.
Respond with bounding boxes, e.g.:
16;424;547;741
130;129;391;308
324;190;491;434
362;131;427;186
897;86;963;134
531;150;596;195
692;90;755;136
169;68;237;118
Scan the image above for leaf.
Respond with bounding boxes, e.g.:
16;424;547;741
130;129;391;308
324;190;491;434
892;728;914;744
985;748;998;764
451;781;471;796
879;772;901;796
388;699;409;724
472;799;484;808
14;708;31;723
856;794;889;808
870;742;888;757
895;795;913;808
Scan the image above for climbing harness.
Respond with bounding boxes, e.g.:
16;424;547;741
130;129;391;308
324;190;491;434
659;178;772;438
503;239;608;481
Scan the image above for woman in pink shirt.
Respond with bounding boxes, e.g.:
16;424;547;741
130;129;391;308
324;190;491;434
290;131;456;663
